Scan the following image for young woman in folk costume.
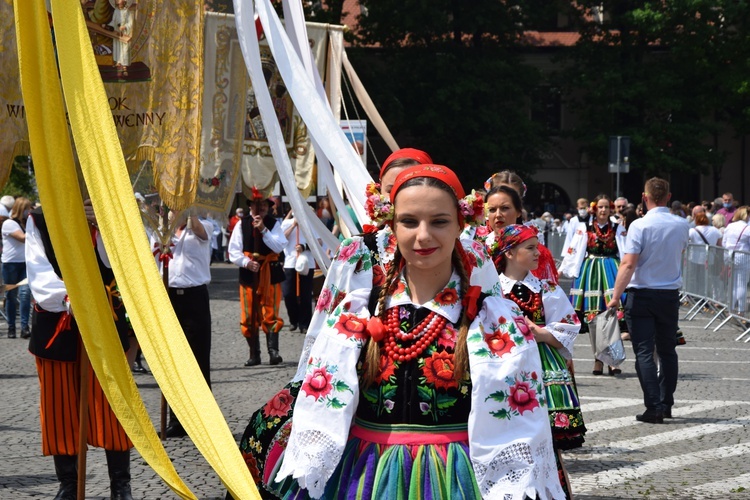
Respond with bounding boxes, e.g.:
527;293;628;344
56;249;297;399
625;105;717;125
493;224;585;500
482;171;559;283
271;165;562;499
232;149;506;498
559;194;627;376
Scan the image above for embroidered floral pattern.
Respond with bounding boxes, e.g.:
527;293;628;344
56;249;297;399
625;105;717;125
301;359;353;409
262;388;294;418
434;286;459;306
422;351;459;390
337;238;362;263
484;371;545;420
331;313;369;344
469;313;530;359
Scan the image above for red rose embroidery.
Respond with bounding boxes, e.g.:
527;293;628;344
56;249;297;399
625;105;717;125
241;451;261;484
334;313;368;341
508;381;540;414
513;316;534;341
373;264;386;287
302;367;333;401
332;291;347;311
554;413;570;428
316;288;332;312
391;280;406;296
385;233;397;254
484;330;515;357
437;324;457;349
423;351;458;390
375;354;397;383
262;388;294;418
211;177;220;186
337;240;360;261
435;288;459;306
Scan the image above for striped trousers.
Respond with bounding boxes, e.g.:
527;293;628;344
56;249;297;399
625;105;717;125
239;283;283;338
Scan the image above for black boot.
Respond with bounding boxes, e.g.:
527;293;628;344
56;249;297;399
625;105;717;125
106;450;133;500
52;455;77;500
165;409;187;438
7;325;16;339
267;332;283;365
244;334;261;366
132;349;148;374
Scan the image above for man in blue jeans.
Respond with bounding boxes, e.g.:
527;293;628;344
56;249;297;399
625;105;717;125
608;177;689;423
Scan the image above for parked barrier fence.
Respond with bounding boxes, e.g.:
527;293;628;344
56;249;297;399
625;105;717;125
680;244;750;340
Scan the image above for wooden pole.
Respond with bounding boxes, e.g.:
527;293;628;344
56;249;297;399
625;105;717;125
77;346;91;500
159;204;170;440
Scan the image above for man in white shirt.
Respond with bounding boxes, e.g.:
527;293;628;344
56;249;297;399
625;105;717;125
608;178;689;424
228;193;287;366
153;211;213;438
280;211;314;335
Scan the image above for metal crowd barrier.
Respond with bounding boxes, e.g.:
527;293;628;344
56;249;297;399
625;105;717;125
680;244;750;341
546;231;567;263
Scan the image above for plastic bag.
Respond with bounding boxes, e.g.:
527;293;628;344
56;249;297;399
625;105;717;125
294;253;310;276
588;309;626;367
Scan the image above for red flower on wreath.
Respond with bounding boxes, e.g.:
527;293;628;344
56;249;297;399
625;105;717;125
211;177;220;186
262;388;294;418
375;354;397;383
423;351;458;390
435;288;459;306
508;380;540;414
484;330;515;357
302;367;333;401
334;313;368;341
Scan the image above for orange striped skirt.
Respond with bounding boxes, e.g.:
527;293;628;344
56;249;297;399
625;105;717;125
35;356;133;456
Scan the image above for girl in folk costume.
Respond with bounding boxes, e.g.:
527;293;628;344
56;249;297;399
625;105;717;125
274;165;563;499
234;148;466;498
492;224;585;500
482;172;559;283
559;194;627;376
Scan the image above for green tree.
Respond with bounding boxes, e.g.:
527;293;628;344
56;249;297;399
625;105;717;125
1;156;37;201
349;0;560;189
559;0;747;185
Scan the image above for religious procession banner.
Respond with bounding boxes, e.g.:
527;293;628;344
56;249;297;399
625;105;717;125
196;13;331;212
0;0;28;189
0;0;202;210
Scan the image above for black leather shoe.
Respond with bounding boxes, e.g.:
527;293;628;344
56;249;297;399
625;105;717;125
7;327;16;339
636;412;664;424
244;356;261;367
165;422;187;438
663;409;672;418
289;324;298;332
20;326;31;339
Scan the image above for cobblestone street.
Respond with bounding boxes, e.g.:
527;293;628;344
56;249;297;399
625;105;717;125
1;264;749;499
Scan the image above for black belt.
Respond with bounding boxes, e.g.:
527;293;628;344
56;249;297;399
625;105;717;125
169;284;208;296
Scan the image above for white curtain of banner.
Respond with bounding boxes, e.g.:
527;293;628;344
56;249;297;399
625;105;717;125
253;0;371;224
232;2;335;272
280;0;359;236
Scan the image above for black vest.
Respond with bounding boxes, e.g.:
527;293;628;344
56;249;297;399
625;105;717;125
28;208;130;361
238;214;279;286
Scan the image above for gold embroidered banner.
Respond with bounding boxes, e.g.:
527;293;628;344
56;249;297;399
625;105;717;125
0;0;28;188
1;0;203;210
196;14;331;210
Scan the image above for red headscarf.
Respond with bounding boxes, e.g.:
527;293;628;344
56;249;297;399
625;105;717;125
379;148;433;180
389;164;465;204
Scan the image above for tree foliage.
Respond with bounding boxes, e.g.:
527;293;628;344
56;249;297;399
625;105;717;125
1;156;37;201
349;0;563;189
559;1;750;182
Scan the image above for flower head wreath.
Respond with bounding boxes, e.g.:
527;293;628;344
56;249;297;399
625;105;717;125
364;182;393;225
458;189;486;227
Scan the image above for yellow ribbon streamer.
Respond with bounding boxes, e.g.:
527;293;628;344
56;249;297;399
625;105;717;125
13;1;196;499
46;1;260;498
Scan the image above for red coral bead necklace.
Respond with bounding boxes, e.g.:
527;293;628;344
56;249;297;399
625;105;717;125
383;307;446;363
